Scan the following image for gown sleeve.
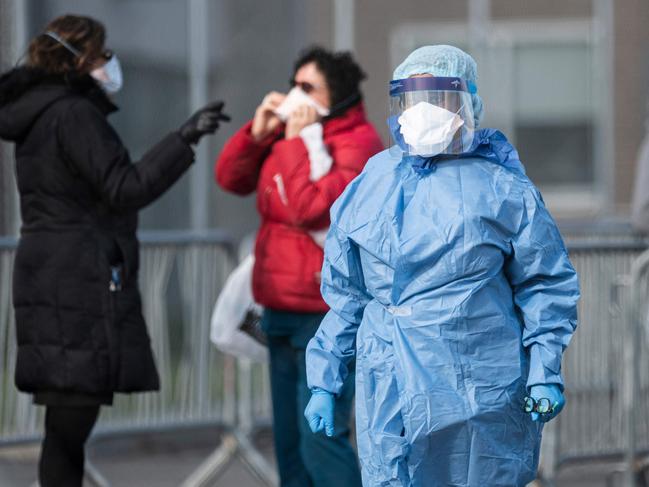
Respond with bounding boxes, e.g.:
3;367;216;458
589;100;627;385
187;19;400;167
306;222;372;395
505;187;580;390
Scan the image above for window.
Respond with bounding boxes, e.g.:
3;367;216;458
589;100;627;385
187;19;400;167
513;42;595;187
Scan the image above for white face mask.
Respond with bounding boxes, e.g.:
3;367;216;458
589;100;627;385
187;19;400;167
397;101;465;157
90;55;123;94
274;87;330;122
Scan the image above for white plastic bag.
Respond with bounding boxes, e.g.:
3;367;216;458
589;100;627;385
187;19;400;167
210;255;268;363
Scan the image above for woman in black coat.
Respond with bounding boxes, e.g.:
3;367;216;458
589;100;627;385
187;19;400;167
0;14;229;486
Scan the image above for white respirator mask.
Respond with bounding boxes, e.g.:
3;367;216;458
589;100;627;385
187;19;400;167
90;55;123;94
397;101;465;157
274;87;330;122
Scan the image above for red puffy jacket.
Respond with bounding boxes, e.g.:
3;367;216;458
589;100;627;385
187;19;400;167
216;103;383;312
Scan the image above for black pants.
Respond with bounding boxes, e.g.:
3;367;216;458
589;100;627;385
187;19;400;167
38;405;100;487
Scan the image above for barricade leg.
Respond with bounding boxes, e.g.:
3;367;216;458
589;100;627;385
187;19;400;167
181;358;278;487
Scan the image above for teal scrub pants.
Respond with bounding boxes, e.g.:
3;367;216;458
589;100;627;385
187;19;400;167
262;309;361;487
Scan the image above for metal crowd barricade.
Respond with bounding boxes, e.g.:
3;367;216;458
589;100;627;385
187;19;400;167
622;248;649;487
538;237;649;487
4;228;649;486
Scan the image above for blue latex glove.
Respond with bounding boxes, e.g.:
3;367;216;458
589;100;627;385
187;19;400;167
304;388;335;437
529;384;565;423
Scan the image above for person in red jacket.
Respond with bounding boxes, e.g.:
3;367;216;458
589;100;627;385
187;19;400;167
216;47;383;487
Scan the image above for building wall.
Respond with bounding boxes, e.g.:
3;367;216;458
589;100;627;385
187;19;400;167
491;0;592;18
613;0;649;211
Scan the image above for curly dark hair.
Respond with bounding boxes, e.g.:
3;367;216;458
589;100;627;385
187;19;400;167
292;46;366;113
27;15;106;74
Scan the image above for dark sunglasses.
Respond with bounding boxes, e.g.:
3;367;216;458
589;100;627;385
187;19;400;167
100;49;114;61
291;80;317;94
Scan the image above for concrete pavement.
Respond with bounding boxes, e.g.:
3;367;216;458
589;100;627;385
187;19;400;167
0;427;642;486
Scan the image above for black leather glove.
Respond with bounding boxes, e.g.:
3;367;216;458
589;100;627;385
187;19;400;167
179;101;231;145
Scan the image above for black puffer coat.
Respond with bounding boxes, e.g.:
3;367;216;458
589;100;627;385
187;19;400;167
0;67;194;395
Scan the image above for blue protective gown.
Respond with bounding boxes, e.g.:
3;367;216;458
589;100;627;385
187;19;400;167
306;129;580;486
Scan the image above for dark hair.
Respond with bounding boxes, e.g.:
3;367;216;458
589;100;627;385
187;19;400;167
27;15;106;74
292;46;366;110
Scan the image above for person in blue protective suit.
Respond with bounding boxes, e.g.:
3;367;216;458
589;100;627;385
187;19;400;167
303;45;580;486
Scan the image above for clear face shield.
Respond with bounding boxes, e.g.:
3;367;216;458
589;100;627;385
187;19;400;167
388;77;476;158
